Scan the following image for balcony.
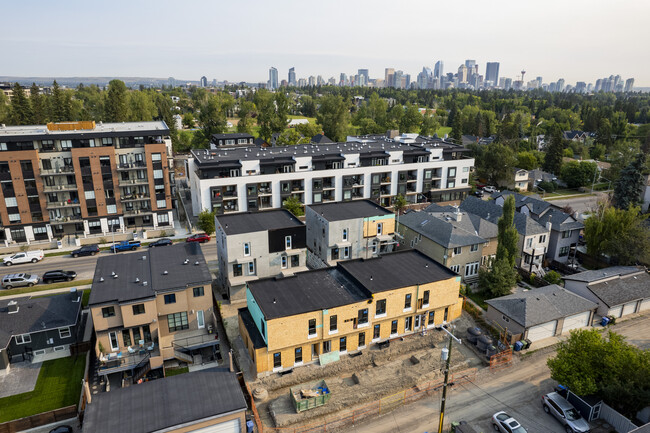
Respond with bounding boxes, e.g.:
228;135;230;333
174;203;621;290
119;178;149;187
43;183;78;192
172;327;219;351
380;177;391;185
40;167;74;176
46;200;81;210
50;214;83;224
123;207;152;216
117;161;147;171
121;194;150;202
98;345;159;376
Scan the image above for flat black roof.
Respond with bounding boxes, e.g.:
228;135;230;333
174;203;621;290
307;200;393;221
211;133;254;140
89;243;212;306
82;368;247;433
216;209;304;235
339;250;457;293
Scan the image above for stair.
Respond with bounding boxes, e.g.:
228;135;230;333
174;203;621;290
133;363;151;384
173;349;193;364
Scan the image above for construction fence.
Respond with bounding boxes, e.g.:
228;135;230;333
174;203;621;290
248;368;478;433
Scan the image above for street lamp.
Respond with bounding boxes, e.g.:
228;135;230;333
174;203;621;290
437;325;462;433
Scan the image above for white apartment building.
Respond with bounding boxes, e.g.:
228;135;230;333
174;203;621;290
189;134;474;216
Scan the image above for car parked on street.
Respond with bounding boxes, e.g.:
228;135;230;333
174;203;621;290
542;392;591;433
186;233;210;243
48;425;73;433
492;411;528;433
71;244;99;258
2;273;40;289
483;185;498;194
3;250;44;266
42;270;77;284
148;238;173;248
110;240;141;252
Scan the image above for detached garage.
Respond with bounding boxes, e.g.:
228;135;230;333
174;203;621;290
486;284;598;343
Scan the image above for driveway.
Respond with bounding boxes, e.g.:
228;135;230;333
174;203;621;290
0;361;41;398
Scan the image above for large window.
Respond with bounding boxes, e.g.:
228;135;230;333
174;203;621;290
358;308;368;325
323;340;331;353
132;304;145;315
308;319;316;336
376;299;386;316
233;264;242;276
329;315;337;332
164;294;176;304
391;320;398;335
15;334;31;344
102;306;115;318
423;290;430;306
358;332;366;347
193;286;204;297
167;312;189;332
404;294;412;309
122;329;132;347
464;262;479;277
294;347;302;364
428;310;435;326
339;336;347;353
453;246;462;256
559;246;570;257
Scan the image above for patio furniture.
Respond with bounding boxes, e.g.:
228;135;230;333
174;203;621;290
146;342;155;351
127;346;136;354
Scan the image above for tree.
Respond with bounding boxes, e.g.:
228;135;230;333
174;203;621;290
399;103;422;133
478;258;518;297
50;80;66;122
194;93;233;147
393;194;408;215
543;270;562;285
30;83;47;124
9;83;32;125
560;161;598;189
543;126;565;175
477;143;517;186
450;112;462;142
316;95;350;142
255;90;286;141
298;95;316;117
196;209;216;235
236;100;256;134
420;110;440;136
282;196;304;216
182;113;195;129
595;118;613;150
0;90;9;125
517;151;539;171
294;122;321;139
613;151;647;209
276;128;307;146
547;329;650;417
105;79;129;122
496;195;519;268
127;91;157;122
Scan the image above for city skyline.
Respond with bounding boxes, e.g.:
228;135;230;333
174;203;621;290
2;0;650;86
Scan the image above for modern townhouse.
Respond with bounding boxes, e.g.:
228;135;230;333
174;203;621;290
0;121;174;245
188;132;474;216
493;191;583;264
210;133;255;149
397;204;498;285
215;209;308;299
238;249;463;376
0;291;83;372
88;243;217;381
459;197;550;274
305;200;395;266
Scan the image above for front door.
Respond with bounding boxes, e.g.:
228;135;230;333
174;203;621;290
197;310;205;329
108;331;119;352
414;314;422;329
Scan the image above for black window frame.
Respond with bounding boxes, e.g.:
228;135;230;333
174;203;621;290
423;290;430;305
358;308;369;325
405;294;412;309
193;286;205;297
391;320;398;334
164;293;176;304
339;336;347;352
273;352;282;368
132;304;145;315
373;324;380;339
294;347;302;364
167;311;189;332
102;306;115;318
329;315;337;332
308;318;316;336
376;299;386;316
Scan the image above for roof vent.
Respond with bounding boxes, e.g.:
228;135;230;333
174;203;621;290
143;281;148;286
184;259;189;265
111;271;115;276
135;277;140;283
142;255;147;260
100;277;105;282
194;261;200;266
425;263;429;268
370;275;373;281
113;274;118;279
273;298;277;304
163;270;168;275
7;300;18;314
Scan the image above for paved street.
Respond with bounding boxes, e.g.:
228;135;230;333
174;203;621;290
545;191;608;215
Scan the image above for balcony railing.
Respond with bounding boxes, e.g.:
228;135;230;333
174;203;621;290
117;162;147;171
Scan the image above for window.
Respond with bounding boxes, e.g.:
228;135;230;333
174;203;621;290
405;316;412;331
102;306;115;318
358;332;366;347
559;246;570;257
107;204;117;214
167;312;189;332
291;255;299;267
453;246;462;256
539;234;547;243
428;310;435;326
444;307;449;322
151;153;162;162
281;256;288;269
122;329;132;347
423;290;430;306
193;286;205;297
358;308;368;325
15;334;31;344
502;314;511;323
60;140;72;150
339;336;347;353
448;167;456;177
197;310;205;329
132;304;145;315
244;242;251;256
153;169;163;179
285;235;292;250
109;331;119;351
343;246;350;259
373;324;381;340
404;294;412;309
157;213;169;224
4;197;17;207
464;262;480;277
164;294;176;304
470;244;479;252
371;241;378;254
331;248;339;260
308;319;316;336
463;167;470;173
248;262;255;275
156;199;167;208
562;230;571;239
295;347;302;364
342;228;348;241
526;238;533;248
330;315;337;332
391;320;398;335
376;299;386;316
233;264;242;276
8;214;20;223
273;352;282;368
102;137;113;145
376;223;383;235
323;340;331;353
447;180;456;188
450;264;460;273
84;190;95;200
132;327;142;346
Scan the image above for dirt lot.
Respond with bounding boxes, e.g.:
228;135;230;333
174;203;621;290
250;314;485;429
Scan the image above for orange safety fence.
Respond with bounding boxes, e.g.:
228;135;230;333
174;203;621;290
489;348;513;371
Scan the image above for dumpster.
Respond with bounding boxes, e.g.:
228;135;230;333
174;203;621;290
290;379;331;412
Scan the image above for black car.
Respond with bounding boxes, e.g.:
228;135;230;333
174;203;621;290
148;238;173;248
71;244;99;258
49;426;73;433
42;270;77;284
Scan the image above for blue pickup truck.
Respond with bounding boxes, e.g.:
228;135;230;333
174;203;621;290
110;240;141;252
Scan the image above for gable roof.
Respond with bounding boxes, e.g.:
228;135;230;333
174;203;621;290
0;293;82;349
536;208;584;231
216;209;304;235
307;200;393;222
486;285;598;328
563;266;641;283
492;191;551;216
459;196;549;236
493;191;584;231
89;243;212;306
311;134;333;144
83;368;247;433
586;271;650;307
399;209;496;248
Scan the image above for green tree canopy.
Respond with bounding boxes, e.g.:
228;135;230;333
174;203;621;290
9;83;32;125
282;195;304;216
478;257;517;298
517;151;539;171
543;126;565;175
560;161;598;189
613;151;647;209
105;79;129;122
496;195;519;268
476;142;518;186
236;100;256;135
196;209;216;235
316;95;350;142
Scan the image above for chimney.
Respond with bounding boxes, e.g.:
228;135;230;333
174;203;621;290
8;300;18;314
386;130;399;139
452;206;462;222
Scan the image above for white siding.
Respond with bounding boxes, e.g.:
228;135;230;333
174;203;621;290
562;312;591;334
527;320;557;341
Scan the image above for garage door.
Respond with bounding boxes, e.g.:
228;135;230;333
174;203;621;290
608;305;623;318
640;298;650;312
562;311;591;334
527;320;558;341
189;418;240;433
622;301;638;316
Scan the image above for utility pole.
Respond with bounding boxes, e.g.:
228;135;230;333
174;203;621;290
438;325;462;433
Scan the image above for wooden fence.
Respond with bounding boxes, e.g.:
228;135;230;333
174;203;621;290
0;406;77;433
600;403;638;433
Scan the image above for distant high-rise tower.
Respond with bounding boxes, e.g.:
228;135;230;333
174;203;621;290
434;61;444;78
358;69;369;87
557;78;565;92
268;67;278;90
485;62;500;87
536;76;543;88
200;76;208;87
288;67;296;86
385;68;395;87
340;73;348;86
625;78;634;92
465;59;476;70
457;65;468;84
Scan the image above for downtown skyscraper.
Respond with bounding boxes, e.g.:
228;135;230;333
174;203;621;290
485;62;500;87
268;67;278;90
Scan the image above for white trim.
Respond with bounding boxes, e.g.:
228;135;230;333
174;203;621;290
403;307;413;313
422;303;430;308
328;329;339;335
197;310;205;329
53;345;66;352
374;313;387;319
307;333;318;339
59;327;71;339
15;334;31;344
357;322;369;328
33;349;46;356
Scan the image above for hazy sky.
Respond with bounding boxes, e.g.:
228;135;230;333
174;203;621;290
3;0;649;86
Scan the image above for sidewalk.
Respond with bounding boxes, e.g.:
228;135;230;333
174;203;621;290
1;284;92;300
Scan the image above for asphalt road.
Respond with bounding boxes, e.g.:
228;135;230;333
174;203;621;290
0;240;218;283
545;192;607;215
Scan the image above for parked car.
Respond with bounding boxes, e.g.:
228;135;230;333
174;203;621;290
71;244;99;258
542;392;591;433
474;190;484;198
2;273;40;289
492;411;528;433
42;270;77;284
49;426;73;433
148;238;173;248
3;250;44;266
186;233;210;243
110;240;141;252
483;185;498;194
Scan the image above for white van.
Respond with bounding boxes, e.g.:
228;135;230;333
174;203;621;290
3;250;44;266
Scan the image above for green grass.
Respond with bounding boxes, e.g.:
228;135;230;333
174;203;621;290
287;114;318;124
464;290;490;310
435;126;452;137
165;366;189;377
0;354;86;423
0;279;93;298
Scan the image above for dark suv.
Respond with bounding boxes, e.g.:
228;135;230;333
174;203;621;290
71;244;99;258
42;270;77;284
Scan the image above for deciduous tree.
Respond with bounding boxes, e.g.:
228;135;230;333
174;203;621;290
613;151;647;209
196;209;216;235
105;79;129;122
316;95;350;142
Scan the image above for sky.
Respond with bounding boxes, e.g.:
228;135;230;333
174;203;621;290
2;0;649;86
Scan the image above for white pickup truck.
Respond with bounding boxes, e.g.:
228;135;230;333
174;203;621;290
3;250;44;266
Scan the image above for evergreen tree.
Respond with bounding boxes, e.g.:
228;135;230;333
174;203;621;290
543;126;565;175
30;83;47;124
50;80;66;122
450;112;463;142
105;79;129;122
496;195;519;268
9;83;33;125
613;151;647;209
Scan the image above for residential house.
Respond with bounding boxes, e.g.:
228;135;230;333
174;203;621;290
0;291;83;372
210;133;255;149
215;209;308;299
503;168;529;192
305;200;395;266
493;191;583;264
88;243;217;379
83;368;248;433
486;284;598;342
310;134;333;144
238;249;463;376
563;130;588;143
563;266;650;318
397;204;498;285
459;197;550;274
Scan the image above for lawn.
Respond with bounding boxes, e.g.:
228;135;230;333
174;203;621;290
435;126;452;137
0;354;86;423
165;366;189;377
465;290;490;310
0;279;93;298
